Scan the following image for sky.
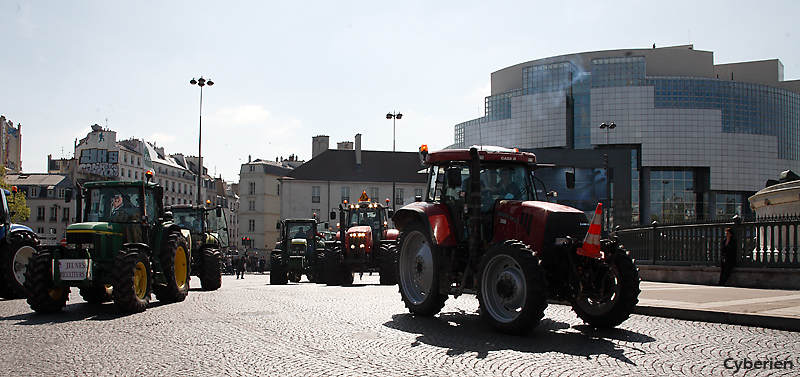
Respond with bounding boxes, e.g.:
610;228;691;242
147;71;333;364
2;1;798;182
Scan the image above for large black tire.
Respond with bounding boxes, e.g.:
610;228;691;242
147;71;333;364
313;251;326;284
397;222;447;316
24;251;70;313
80;285;113;304
572;247;640;328
270;253;288;285
199;248;222;291
477;240;548;334
153;233;190;303
378;244;398;285
1;232;38;299
112;248;152;313
324;248;353;286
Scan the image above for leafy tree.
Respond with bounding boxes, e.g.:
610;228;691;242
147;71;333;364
0;165;31;223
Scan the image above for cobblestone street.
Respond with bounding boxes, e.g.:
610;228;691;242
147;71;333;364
1;274;798;376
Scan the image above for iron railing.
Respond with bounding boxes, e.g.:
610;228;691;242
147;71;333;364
617;215;800;267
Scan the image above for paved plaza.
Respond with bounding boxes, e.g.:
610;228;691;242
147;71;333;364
0;274;798;376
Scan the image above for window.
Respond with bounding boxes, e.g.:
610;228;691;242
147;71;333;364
50;228;56;235
341;187;350;203
250;165;255;172
37;206;45;220
414;188;423;199
57;188;66;199
248;219;255;232
47;189;53;197
62;208;70;222
49;206;58;221
312;186;321;203
31;187;39;197
370;187;379;201
395;188;404;206
277;184;280;195
249;201;255;211
36;227;44;234
249;182;256;195
135;171;138;179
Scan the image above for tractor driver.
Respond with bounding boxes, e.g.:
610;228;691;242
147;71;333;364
492;168;520;199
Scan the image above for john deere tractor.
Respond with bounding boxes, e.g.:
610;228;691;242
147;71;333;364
0;187;39;299
167;204;227;291
270;218;326;284
24;172;190;314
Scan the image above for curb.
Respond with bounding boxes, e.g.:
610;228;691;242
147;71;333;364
633;305;800;333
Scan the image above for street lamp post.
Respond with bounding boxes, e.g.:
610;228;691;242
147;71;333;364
386;111;402;211
190;76;214;205
599;122;616;233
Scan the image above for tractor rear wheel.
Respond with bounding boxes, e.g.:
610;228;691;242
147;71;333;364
153;232;190;303
112;248;152;313
378;244;398;285
477;241;548;334
25;251;70;313
572;247;640;328
397;222;447;316
270;253;288;285
199;247;222;291
1;233;38;299
80;285;113;304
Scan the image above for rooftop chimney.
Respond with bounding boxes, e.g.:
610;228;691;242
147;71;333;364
312;135;330;158
355;133;362;172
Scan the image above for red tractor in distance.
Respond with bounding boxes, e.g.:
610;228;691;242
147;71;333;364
391;145;640;334
324;191;399;286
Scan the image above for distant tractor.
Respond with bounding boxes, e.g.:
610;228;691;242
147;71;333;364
167;204;228;291
324;191;398;286
24;172;191;314
0;187;39;299
270;218;326;284
392;146;640;334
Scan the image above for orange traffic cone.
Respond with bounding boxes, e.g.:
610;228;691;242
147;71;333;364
577;203;603;258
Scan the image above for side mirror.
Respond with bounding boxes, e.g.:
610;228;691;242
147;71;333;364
446;167;462;188
330;211;336;220
216;207;222;217
164;211;174;222
275;221;280;230
414;195;422;202
565;171;575;189
387;208;394;219
65;190;73;203
154;186;164;201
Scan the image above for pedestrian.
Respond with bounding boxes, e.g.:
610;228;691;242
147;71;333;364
236;257;246;279
719;227;737;285
259;257;266;274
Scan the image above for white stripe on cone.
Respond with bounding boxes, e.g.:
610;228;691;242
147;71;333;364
577;203;603;258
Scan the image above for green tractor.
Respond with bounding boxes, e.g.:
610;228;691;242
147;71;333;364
24;173;190;314
270;219;326;284
167;204;228;291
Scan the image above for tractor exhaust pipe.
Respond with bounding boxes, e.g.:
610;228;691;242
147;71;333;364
468;147;482;262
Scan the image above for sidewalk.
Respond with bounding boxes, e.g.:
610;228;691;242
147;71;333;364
635;281;800;332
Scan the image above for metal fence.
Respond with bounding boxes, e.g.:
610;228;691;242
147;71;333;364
617;215;800;268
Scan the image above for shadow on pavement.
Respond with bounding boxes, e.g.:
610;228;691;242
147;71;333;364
3;299;171;325
383;310;655;366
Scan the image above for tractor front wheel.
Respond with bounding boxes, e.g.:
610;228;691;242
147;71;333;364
270;253;288;285
1;233;38;299
153;232;190;303
397;222;447;316
477;241;548;334
379;244;398;285
112;248;152;313
199;247;222;291
24;251;70;313
572;247;640;328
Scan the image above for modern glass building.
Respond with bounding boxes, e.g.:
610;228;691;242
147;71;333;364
453;45;800;228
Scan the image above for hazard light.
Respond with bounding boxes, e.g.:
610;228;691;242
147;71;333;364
359;191;370;202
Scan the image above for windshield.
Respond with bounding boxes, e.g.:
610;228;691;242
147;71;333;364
172;208;203;233
87;187;146;223
348;207;383;229
288;222;316;240
429;163;535;212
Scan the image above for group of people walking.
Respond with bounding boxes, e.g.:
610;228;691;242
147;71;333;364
224;255;269;279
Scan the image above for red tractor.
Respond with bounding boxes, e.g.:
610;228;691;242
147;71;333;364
324;191;399;286
392;146;640;334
